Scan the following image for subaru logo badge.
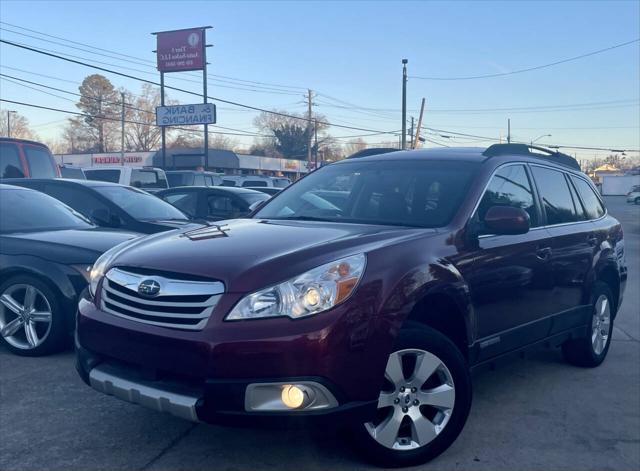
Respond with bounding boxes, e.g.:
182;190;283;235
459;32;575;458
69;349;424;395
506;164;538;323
138;279;161;298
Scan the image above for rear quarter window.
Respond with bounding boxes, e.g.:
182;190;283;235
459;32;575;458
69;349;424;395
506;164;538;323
242;180;267;187
131;169;160;189
571;176;605;220
0;142;25;178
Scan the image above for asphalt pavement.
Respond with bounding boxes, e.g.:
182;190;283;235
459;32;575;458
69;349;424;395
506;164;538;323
1;197;638;471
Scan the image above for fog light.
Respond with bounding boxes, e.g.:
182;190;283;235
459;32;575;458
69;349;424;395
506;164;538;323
281;384;305;408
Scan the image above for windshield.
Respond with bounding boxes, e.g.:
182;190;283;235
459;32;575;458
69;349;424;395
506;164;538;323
255;160;479;228
0;188;93;233
94;186;188;221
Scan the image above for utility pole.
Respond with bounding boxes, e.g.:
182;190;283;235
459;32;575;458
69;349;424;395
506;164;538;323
307;89;314;166
410;117;414;149
97;97;104;152
203;28;209;169
6;110;16;138
413;98;426;149
314;118;318;169
401;59;408;150
507;118;511;144
120;92;125;165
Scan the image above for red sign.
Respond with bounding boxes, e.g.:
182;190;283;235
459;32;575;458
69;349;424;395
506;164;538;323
156;28;204;72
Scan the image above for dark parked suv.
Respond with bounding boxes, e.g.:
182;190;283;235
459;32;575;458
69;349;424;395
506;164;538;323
76;144;626;467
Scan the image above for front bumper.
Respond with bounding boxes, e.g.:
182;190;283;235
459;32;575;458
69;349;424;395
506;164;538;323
76;292;384;427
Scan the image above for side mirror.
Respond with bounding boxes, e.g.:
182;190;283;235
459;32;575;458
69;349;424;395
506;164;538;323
91;208;121;228
484;206;530;235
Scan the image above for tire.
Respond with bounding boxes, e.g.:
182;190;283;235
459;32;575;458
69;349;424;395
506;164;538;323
0;275;68;356
562;281;614;368
351;325;472;468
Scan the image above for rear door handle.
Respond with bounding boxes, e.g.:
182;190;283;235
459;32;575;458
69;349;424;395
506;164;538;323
536;247;552;260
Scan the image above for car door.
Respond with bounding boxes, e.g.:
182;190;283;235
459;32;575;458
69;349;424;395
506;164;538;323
463;164;555;359
530;166;596;327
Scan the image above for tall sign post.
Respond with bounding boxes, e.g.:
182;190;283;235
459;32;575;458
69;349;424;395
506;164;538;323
152;27;214;170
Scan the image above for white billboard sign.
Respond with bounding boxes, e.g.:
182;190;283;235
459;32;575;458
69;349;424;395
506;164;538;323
156;103;216;126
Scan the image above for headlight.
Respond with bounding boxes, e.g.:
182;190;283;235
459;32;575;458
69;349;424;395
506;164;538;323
89;238;142;297
226;254;366;321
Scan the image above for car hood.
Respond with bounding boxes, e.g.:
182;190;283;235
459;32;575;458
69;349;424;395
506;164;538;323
110;218;437;293
3;229;139;264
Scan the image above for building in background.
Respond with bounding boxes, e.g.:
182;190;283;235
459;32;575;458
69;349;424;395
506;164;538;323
55;148;311;179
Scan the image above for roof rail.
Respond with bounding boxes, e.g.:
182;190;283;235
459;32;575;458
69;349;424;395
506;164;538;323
346;147;398;159
482;144;581;170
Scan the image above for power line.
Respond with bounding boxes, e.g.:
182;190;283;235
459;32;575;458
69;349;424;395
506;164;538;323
0;21;308;93
411;38;640;80
0;98;268;138
0;39;402;135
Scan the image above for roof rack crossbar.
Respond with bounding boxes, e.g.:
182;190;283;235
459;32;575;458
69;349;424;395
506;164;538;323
482;144;580;170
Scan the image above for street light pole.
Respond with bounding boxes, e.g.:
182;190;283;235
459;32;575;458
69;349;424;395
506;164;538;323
531;134;552;145
401;59;408;150
7;110;16;138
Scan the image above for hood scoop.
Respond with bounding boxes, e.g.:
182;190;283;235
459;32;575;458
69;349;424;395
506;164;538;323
181;224;230;241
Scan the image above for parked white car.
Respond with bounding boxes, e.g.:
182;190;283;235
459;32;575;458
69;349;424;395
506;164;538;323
83;166;168;193
221;175;290;188
627;185;640;204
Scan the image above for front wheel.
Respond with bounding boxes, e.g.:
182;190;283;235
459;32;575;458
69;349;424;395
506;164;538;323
352;326;472;468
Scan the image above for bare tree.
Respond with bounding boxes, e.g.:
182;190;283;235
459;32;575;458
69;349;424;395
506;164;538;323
0;109;38;140
343;138;367;156
123;84;163;151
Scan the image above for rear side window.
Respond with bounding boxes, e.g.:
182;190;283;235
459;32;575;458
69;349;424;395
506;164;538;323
24;146;56;178
572;176;605;220
43;183;109;219
0;143;24;178
59;166;85;179
85;169;121;183
531;166;579;225
131;169;160;189
272;178;290;188
193;174;206;186
477;164;539;228
161;191;198;217
243;180;267;187
222;179;237;187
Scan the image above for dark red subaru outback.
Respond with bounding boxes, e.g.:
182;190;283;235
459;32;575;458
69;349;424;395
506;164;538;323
76;144;626;467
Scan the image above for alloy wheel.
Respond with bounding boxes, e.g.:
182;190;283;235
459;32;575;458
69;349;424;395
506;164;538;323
592;294;611;355
365;348;455;450
0;284;53;350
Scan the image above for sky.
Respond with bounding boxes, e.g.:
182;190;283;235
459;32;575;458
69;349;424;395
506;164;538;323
0;0;638;162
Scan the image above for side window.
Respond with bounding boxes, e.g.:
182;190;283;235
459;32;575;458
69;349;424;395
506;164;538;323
571;176;605;220
24;146;56;178
43;184;108;219
161;192;198;217
566;175;587;221
207;195;240;218
205;176;214;186
193;174;206;186
531;166;579;225
0;143;25;178
476;165;539;229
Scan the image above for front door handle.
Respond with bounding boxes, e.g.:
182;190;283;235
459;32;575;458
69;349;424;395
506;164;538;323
536;247;552;260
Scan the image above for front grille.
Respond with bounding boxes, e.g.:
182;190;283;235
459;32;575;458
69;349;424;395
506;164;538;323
100;268;224;330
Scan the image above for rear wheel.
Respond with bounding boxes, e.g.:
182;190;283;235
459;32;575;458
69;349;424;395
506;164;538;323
562;281;614;367
352;326;471;467
0;275;67;356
